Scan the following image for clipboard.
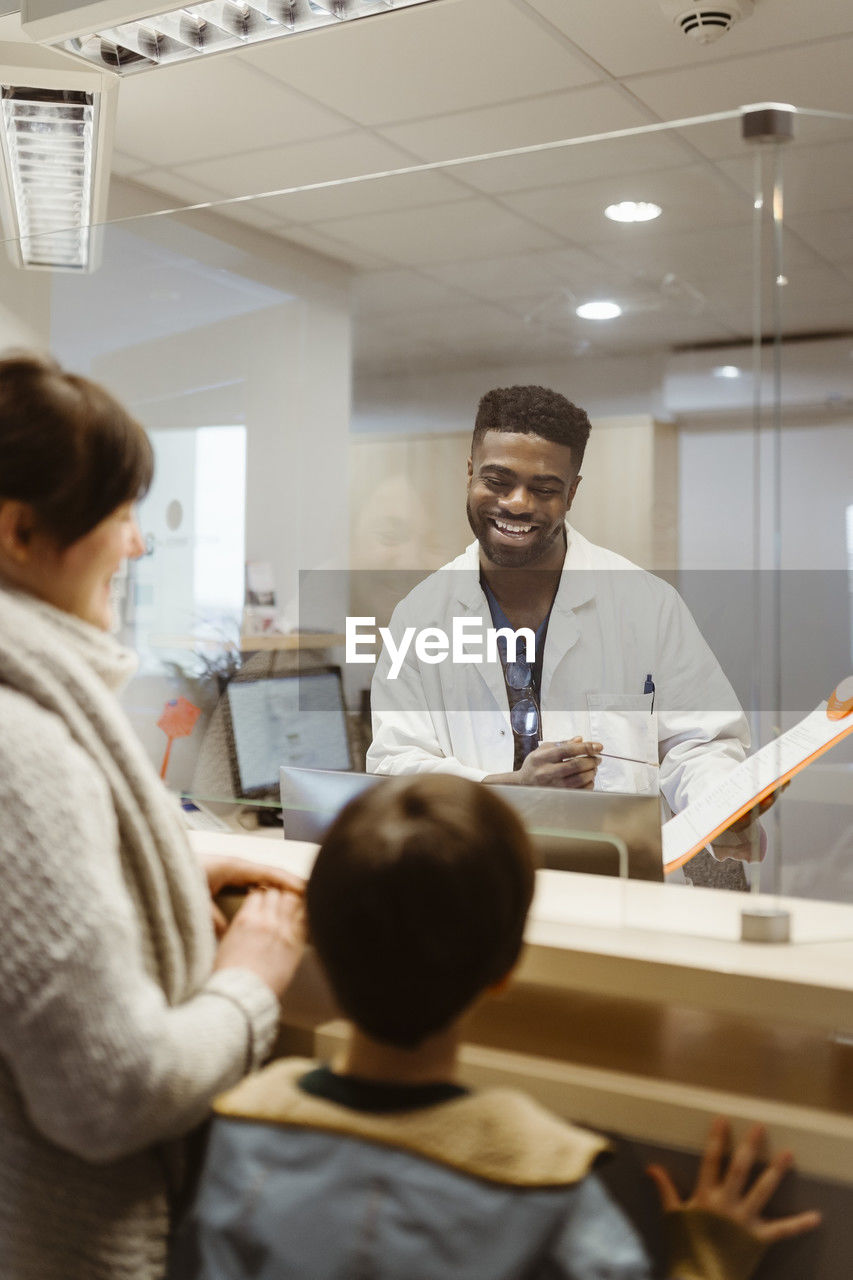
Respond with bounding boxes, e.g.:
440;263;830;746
662;677;853;872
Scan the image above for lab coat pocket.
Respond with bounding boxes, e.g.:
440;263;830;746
586;692;658;794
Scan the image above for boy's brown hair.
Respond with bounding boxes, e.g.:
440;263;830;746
307;775;535;1049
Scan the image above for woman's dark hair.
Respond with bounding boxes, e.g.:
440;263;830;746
0;352;153;547
307;774;536;1050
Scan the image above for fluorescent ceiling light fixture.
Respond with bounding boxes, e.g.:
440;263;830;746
23;0;443;75
712;365;741;379
604;201;662;223
576;301;622;320
0;43;116;271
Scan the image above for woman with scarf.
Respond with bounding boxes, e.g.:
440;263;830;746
0;352;306;1280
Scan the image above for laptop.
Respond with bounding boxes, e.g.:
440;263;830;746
279;766;663;881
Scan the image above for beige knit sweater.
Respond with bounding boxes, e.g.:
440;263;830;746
0;585;281;1280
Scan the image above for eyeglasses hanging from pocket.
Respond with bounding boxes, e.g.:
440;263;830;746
503;657;542;767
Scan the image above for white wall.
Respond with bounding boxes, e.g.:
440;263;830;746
0;249;51;353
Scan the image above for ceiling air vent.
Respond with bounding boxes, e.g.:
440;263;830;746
660;0;754;44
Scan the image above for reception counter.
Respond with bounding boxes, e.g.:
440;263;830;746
191;828;852;1275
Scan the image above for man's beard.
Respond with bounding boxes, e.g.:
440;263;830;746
466;497;565;568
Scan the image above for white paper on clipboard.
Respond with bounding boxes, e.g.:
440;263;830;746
662;698;853;871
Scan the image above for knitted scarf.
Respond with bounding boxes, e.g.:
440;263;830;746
0;584;214;1004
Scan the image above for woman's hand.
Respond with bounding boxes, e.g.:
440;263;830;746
198;851;305;937
647;1117;821;1245
213;887;306;1001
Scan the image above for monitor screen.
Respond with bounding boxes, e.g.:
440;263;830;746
225;668;352;798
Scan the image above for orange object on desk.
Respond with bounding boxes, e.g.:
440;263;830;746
157;696;202;780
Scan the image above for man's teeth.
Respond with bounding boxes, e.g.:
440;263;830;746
495;519;533;535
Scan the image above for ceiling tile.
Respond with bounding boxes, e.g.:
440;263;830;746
354;302;543;372
179;132;421;200
773;263;853;309
114;58;347;167
238;0;601;127
716;138;853;218
260;169;471;224
376;83;659;165
110;151;152;178
211;202;284;233
122;170;226;215
595;221;820;286
524;0;853;78
357;301;524;346
272;224;389;271
786;209;853;264
682;266;853;339
422;247;638;303
353;269;472;317
624;38;853;143
452;131;690;196
501;164;752;244
673;257;853;337
580;312;740;349
714;294;853;338
313;199;563;265
356;302;741;373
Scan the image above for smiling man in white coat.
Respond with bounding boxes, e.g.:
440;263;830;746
366;385;759;887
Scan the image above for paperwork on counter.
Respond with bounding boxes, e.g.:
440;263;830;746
663;681;853;871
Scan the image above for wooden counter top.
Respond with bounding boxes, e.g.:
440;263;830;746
190;829;853;1036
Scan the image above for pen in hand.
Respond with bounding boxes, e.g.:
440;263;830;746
560;742;656;769
598;751;657;768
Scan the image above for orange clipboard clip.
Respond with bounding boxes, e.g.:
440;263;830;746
827;675;853;722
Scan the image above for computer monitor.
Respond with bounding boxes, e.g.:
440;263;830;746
224;667;352;800
279;766;663;882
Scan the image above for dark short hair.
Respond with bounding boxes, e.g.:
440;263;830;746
473;385;591;468
0;351;153;547
307;775;535;1050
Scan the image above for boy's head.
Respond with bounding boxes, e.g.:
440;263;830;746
307;775;535;1050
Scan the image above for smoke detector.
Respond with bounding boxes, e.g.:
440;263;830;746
660;0;755;44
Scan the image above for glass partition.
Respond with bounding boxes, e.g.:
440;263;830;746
2;101;852;920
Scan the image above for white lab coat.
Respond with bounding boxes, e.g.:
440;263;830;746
366;524;749;817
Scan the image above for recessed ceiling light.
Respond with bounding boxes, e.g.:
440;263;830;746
604;201;662;223
576;301;622;320
713;365;741;379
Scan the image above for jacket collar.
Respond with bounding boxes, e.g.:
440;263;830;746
216;1058;608;1189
